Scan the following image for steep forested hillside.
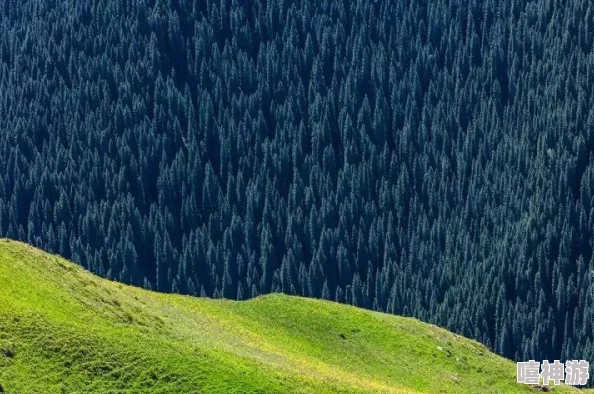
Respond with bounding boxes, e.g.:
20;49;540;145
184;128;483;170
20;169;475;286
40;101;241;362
1;0;594;374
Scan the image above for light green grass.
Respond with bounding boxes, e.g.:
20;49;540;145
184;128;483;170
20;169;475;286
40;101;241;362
0;239;590;394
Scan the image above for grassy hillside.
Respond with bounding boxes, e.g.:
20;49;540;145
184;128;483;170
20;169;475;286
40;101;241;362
0;239;589;394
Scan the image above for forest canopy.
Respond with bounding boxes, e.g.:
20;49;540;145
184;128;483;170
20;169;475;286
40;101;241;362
1;0;594;373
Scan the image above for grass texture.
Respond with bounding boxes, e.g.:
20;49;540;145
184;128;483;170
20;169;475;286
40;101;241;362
0;239;590;394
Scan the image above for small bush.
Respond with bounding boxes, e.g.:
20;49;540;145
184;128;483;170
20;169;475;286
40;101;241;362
1;346;14;358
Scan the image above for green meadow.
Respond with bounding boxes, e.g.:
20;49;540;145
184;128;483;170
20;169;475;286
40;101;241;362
0;239;589;394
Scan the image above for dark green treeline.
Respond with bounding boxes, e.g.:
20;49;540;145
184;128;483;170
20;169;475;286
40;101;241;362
2;0;594;374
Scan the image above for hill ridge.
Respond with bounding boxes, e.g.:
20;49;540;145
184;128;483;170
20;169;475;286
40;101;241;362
0;239;587;393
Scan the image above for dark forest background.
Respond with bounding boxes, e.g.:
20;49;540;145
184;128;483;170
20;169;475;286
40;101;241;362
2;0;594;375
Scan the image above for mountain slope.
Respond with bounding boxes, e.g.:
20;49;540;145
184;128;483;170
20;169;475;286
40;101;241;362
4;0;594;368
0;239;587;394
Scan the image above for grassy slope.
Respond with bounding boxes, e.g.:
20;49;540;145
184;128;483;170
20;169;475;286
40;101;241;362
0;240;589;394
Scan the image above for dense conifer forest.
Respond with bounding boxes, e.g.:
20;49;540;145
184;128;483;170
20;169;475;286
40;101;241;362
2;0;594;375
